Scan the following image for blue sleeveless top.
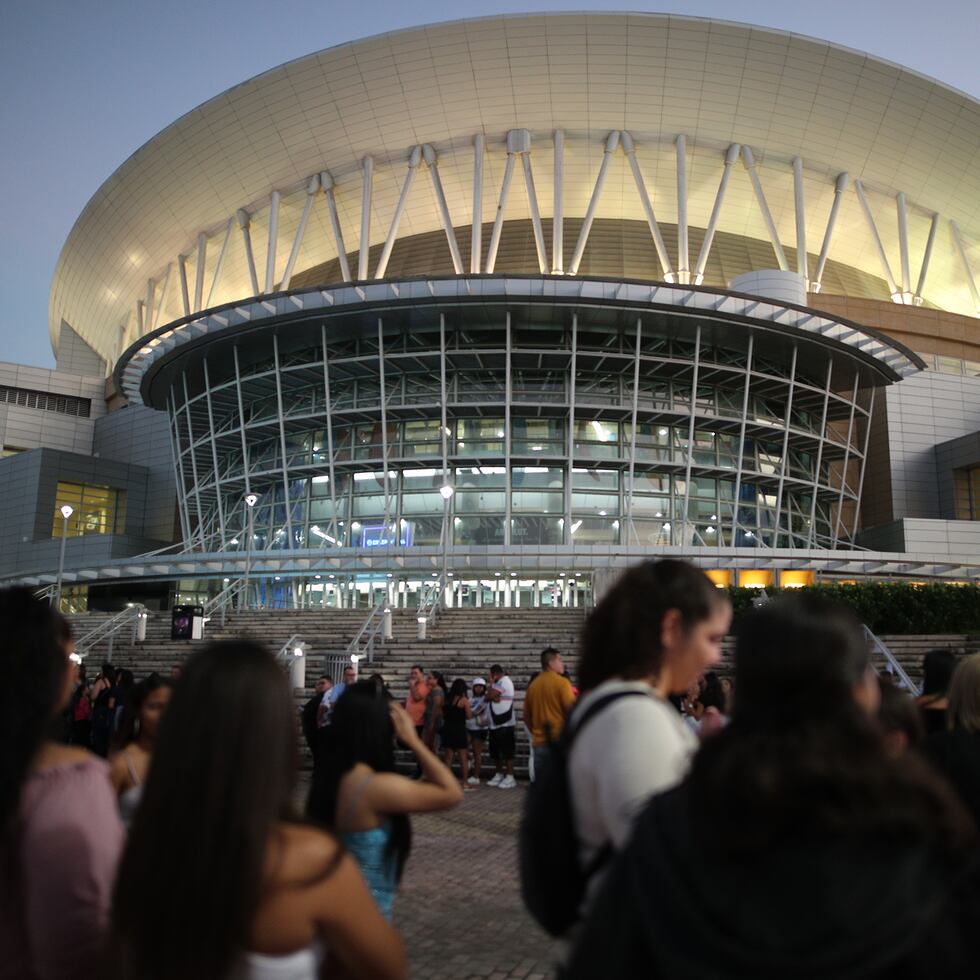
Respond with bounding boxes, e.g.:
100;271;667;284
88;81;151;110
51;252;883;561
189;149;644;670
341;822;397;920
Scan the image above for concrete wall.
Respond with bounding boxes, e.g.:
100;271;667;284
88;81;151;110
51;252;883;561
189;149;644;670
858;518;980;564
55;322;107;378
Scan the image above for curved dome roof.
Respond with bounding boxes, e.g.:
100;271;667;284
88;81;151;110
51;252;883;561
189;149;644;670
50;12;980;366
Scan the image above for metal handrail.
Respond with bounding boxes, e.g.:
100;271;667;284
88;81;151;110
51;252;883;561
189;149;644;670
345;593;391;665
76;604;146;659
203;577;248;624
276;633;303;664
417;576;445;628
864;625;918;693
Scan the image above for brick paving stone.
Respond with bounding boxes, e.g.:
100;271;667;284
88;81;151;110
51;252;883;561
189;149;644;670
392;783;562;980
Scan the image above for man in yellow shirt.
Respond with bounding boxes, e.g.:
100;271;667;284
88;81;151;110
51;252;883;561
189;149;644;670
524;647;577;778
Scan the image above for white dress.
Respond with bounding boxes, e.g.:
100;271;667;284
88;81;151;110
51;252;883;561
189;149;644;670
234;940;325;980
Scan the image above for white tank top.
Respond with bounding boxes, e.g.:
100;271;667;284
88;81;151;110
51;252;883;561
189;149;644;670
234;940;325;980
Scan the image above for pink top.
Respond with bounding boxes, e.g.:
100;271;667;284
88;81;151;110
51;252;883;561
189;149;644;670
0;756;124;980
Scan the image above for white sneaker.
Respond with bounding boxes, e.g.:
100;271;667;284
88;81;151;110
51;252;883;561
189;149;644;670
498;775;517;789
467;776;481;786
487;773;503;786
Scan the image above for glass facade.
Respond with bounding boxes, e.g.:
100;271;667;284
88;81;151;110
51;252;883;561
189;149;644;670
53;481;126;537
166;301;874;559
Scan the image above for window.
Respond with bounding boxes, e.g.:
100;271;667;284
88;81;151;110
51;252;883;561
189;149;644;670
0;385;91;418
53;482;126;537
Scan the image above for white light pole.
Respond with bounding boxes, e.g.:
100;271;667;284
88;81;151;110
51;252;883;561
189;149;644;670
55;504;73;611
439;484;454;601
244;493;258;610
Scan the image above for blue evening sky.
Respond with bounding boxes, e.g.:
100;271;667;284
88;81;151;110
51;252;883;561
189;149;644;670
1;0;977;368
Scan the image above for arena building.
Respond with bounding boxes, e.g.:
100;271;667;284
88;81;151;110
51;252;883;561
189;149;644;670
4;12;980;609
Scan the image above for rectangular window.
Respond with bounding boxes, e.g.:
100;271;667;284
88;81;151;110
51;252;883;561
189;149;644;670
53;482;126;537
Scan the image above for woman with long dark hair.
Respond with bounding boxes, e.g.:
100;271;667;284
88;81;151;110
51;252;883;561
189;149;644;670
307;681;462;920
108;674;173;827
442;678;473;789
110;642;406;980
568;559;731;905
564;595;979;978
0;587;124;979
918;647;958;735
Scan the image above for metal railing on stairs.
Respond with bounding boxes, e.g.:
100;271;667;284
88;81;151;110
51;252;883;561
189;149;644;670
203;577;248;625
417;576;445;632
864;626;918;693
345;593;392;666
76;604;147;660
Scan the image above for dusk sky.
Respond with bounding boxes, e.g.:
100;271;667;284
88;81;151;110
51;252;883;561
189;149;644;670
2;0;978;369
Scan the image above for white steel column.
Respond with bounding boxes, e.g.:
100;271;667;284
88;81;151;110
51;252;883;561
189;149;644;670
793;157;808;284
504;312;512;545
177;254;190;316
896;193;912;298
675;135;690;284
552;130;564;274
831;372;861;549
180;373;208;551
272;334;294;549
772;345;798;547
566;314;577;544
144;280;155;335
321;171;352;283
423;145;464;274
853;180;899;297
439;314;449;554
280;175;319;290
741;146;789;271
626;317;642;544
136;300;145;336
520;145;548;274
358;156;374;281
471;134;484;274
233;346;252;502
150;264;172;330
729;334;754;544
265;190;281;293
377;317;392;532
812;173;850;293
202;357;228;549
485;150;516;275
194;232;207;311
807;357;834;549
951;221;980;312
206;218;234;308
320;324;340;543
569;131;620;276
621;132;673;281
680;326;702;546
914;212;940;303
850;385;877;541
238;210;260;296
693;143;740;285
375;146;422;280
167;389;193;546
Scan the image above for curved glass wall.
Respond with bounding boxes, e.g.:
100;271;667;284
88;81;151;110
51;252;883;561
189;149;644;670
166;301;874;559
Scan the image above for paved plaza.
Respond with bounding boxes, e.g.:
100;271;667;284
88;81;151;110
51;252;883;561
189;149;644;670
393;784;562;980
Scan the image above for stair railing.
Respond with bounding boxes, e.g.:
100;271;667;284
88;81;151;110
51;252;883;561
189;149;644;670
864;626;918;693
203;577;248;625
345;593;391;665
75;604;147;660
417;575;445;630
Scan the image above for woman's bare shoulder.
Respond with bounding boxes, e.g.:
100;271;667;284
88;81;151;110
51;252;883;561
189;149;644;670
268;822;344;887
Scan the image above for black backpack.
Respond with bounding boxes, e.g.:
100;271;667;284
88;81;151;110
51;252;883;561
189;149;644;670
518;689;648;936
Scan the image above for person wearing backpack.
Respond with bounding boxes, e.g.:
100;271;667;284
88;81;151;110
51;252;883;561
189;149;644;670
486;664;517;789
519;559;730;936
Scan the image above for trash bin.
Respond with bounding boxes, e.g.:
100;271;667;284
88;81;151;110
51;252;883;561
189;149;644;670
171;605;204;640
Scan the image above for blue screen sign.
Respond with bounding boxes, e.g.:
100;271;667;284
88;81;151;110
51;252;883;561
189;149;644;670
361;524;412;548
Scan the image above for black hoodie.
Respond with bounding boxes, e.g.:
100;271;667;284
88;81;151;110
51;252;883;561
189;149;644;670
563;784;980;979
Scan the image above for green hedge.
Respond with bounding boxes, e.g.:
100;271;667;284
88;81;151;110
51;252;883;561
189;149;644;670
725;583;980;635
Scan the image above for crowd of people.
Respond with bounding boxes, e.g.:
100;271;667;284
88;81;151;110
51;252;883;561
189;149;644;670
3;558;980;978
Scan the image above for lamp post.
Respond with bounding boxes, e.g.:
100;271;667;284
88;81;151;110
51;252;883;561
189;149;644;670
55;504;73;611
244;493;258;610
439;483;454;605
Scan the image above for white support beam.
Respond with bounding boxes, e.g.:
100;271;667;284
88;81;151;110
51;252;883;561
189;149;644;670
375;146;422;280
793;157;808;284
914;212;940;303
569;130;620;276
206;218;234;309
177;254;190;316
280;175;319;290
851;385;877;542
693;143;740;285
150;263;172;330
812;172;849;293
471;134;484;274
144;279;155;333
520;143;549;274
265;189;280;293
358;155;374;281
422;145;464;274
675;134;690;283
135;300;145;336
194;232;207;311
237;209;260;296
485;150;516;275
320;171;351;283
853;179;899;296
896;192;912;297
807;357;834;549
621;131;673;281
552;129;564;274
741;146;789;271
951;220;980;313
